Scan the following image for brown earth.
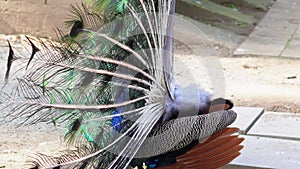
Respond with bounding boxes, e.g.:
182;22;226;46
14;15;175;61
174;42;300;114
1;35;299;168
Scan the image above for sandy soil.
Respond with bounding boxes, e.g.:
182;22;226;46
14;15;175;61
0;35;300;168
174;43;300;113
222;57;300;113
0;124;66;169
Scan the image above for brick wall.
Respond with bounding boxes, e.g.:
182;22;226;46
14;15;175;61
0;0;81;38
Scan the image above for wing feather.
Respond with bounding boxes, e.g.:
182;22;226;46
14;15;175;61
157;127;244;169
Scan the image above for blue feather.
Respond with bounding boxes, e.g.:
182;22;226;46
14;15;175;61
112;109;123;132
111;88;129;132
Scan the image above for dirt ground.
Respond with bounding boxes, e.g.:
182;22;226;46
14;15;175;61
0;1;299;166
174;42;300;113
1;34;300;168
0;124;66;169
222;56;300;113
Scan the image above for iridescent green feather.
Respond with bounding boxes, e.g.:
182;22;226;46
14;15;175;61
1;0;166;168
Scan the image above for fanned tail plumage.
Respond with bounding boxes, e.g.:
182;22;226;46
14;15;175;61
0;0;244;168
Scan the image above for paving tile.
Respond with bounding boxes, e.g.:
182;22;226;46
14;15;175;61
281;24;300;58
248;111;300;140
234;0;300;57
230;135;300;169
229;107;264;134
241;0;274;11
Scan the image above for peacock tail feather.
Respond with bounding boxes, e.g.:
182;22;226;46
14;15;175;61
1;0;173;168
0;0;242;168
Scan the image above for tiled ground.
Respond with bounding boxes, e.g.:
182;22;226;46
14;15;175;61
229;107;300;169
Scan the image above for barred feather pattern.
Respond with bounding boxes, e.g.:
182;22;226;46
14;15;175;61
135;110;237;158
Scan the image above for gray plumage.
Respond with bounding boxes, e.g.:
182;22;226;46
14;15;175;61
136;109;237;158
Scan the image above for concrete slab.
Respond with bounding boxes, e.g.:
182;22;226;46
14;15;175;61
229;107;264;134
248;111;300;140
230;135;300;169
222;165;266;169
178;0;257;24
234;0;300;57
241;0;274;11
281;24;300;58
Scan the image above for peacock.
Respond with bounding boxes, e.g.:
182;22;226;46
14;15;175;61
0;0;244;168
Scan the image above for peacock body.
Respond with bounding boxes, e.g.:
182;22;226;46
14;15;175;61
0;0;243;168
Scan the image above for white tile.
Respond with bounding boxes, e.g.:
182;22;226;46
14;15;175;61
248;111;300;140
230;107;264;134
231;135;300;169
